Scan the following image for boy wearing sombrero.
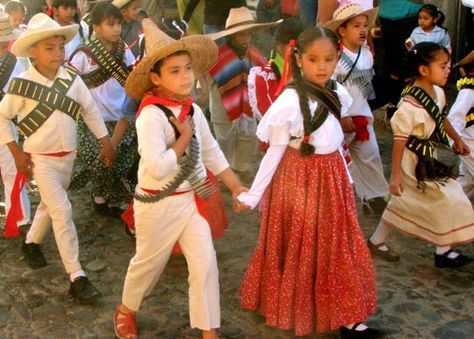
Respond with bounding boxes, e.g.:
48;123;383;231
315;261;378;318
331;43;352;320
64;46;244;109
206;7;281;182
0;11;31;236
114;19;247;339
0;13;115;303
326;2;390;217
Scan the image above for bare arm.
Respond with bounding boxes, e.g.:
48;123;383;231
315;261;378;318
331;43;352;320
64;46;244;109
111;118;131;148
317;0;339;25
389;138;407;196
444;119;470;156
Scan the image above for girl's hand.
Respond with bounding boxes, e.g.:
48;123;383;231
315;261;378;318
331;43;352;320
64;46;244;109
170;116;195;138
452;138;470;156
13;150;33;176
99;137;117;167
232;186;249;212
389;174;404;196
340;117;355;133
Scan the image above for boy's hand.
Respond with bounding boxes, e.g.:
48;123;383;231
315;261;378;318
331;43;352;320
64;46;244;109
13;150;33;176
170;116;195;138
341;117;355;133
452;138;470;156
99;137;117;167
232;186;249;212
389;174;404;196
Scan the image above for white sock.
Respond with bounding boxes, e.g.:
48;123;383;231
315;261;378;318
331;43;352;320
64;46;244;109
93;195;106;204
435;246;459;259
70;269;86;282
369;220;392;251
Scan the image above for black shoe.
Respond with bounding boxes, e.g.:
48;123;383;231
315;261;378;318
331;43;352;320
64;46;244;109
340;323;385;338
21;242;47;269
362;197;387;216
434;250;473;269
93;199;110;216
367;240;400;262
107;206;125;218
69;276;102;304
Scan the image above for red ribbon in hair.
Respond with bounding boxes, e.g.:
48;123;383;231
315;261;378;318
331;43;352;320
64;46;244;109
303;135;311;144
4;172;28;238
274;39;297;97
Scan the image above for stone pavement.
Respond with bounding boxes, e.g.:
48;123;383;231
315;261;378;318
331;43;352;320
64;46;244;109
0;120;472;339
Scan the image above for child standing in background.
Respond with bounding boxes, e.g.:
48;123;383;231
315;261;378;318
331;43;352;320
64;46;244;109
112;0;142;57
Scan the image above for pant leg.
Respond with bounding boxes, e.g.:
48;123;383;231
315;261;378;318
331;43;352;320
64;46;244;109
122;191;196;311
346;125;389;200
233;119;258;172
299;0;317;27
458;153;474;199
26;153;81;274
212;121;237;168
178;211;220;330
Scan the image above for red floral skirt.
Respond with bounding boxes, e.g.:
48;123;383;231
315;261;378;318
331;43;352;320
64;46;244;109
240;148;377;336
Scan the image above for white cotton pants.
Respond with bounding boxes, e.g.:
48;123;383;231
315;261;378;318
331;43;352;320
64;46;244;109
0;143;30;226
122;190;220;330
25;153;82;274
458;139;474;199
345;124;389;200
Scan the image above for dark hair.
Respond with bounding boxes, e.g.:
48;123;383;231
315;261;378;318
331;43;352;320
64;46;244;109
122;0;139;10
290;26;339;157
4;1;26;14
418;4;447;31
402;42;450;80
275;17;304;45
137;9;148;20
151;50;191;76
52;0;77;8
89;2;122;40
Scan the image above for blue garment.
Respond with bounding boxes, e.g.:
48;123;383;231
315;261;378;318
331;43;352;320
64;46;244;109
409;26;451;50
122;96;139;122
299;0;317;27
379;0;422;20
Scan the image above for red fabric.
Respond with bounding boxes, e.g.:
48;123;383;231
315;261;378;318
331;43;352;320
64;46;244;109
135;92;193;121
239;148;376;335
4;172;28;238
280;0;296;14
274;40;296;97
39;151;72;157
46;7;53;17
352;116;370;142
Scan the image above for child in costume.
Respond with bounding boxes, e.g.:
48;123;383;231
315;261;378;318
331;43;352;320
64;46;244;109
448;51;474;198
206;7;280;180
4;1;27;33
113;19;247;339
368;42;474;267
406;4;451;53
0;12;30;232
112;0;141;57
236;26;382;338
69;2;137;216
0;13;115;303
326;2;389;215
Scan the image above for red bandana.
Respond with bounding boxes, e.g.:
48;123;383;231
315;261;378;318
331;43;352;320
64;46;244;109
135;86;193;120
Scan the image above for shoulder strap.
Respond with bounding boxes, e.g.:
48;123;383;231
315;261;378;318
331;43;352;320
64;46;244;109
154;103;195;140
87;39;130;86
341;47;361;84
0;53;18;98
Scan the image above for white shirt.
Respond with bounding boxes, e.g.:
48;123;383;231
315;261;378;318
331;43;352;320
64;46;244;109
333;45;374;119
136;103;229;191
447;88;474;140
69;45;135;121
238;84;353;208
64;21;89;61
0;65;108;153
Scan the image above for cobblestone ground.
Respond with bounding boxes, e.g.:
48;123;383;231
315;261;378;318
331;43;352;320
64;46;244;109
0;115;473;339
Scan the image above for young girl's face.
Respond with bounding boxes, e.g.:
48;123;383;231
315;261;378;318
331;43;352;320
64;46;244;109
420;51;450;86
149;53;195;96
121;0;140;22
54;5;77;26
418;10;437;31
296;37;339;87
94;17;122;44
9;11;25;28
337;15;369;48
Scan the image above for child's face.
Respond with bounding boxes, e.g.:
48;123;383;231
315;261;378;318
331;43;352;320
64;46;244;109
420;51;450;86
0;42;9;59
149;53;195;96
121;0;140;22
230;30;253;50
28;36;66;72
296;37;339;87
418;10;436;31
9;11;25;28
93;17;122;44
54;5;77;26
337;15;368;48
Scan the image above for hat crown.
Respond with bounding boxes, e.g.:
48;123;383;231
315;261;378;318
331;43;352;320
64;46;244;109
25;13;63;35
225;7;256;30
331;2;366;22
142;18;177;57
0;12;13;38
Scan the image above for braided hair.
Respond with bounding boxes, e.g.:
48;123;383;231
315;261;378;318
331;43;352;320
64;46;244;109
290;26;339;157
402;42;449;82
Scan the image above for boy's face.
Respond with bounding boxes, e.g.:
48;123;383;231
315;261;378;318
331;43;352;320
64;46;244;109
0;41;9;59
53;5;77;26
9;11;25;28
149;53;195;96
28;36;66;72
230;30;253;50
121;0;140;22
337;14;369;48
93;17;122;44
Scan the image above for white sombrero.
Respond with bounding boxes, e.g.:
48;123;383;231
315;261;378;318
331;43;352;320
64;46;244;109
207;6;282;41
325;2;378;33
112;0;135;9
11;13;78;57
125;18;218;100
0;12;20;43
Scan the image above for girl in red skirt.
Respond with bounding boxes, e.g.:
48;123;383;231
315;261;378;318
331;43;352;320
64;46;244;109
236;26;382;338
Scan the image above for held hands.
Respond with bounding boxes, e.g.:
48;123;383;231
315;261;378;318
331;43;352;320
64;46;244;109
14;150;33;176
452;138;470;156
389;174;404;196
340;117;355;133
99;137;117;167
232;186;250;212
170;116;195;139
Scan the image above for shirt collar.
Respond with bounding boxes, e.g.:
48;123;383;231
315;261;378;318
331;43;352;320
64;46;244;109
28;64;72;83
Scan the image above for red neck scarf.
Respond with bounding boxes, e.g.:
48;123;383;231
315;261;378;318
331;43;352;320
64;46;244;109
136;86;193;120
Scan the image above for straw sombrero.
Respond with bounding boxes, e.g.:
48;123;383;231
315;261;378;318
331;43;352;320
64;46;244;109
207;6;282;41
0;12;19;43
325;2;378;33
125;19;218;100
112;0;134;9
11;13;78;57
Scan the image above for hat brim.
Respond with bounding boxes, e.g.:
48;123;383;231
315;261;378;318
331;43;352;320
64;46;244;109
0;29;21;43
325;7;378;34
11;24;79;57
125;35;218;100
112;0;132;9
206;19;283;41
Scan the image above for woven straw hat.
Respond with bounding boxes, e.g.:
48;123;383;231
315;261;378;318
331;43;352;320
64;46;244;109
11;13;78;57
125;19;218;100
325;2;378;33
0;12;19;43
112;0;135;9
207;6;282;41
